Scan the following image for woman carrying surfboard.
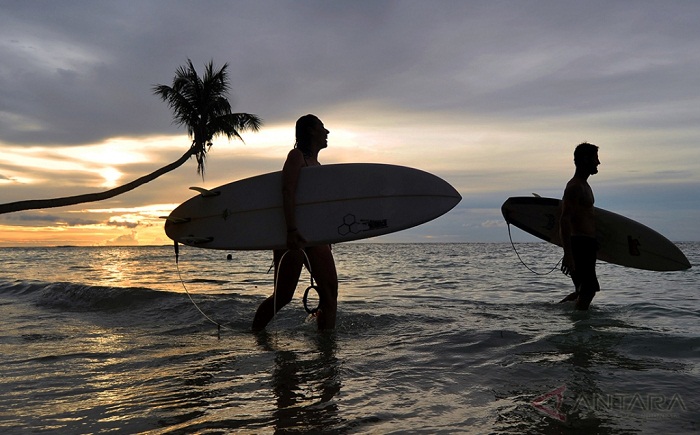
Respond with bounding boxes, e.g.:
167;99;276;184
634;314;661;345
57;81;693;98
252;115;339;331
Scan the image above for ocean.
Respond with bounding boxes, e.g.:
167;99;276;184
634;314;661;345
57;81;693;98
0;243;697;434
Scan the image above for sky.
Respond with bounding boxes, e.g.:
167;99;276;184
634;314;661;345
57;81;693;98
1;0;699;247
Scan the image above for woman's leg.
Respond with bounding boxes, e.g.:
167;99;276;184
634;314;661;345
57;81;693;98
305;245;338;330
252;250;304;331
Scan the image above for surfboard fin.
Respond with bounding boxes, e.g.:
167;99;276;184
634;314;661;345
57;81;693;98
532;193;541;197
160;216;191;224
190;187;220;197
183;236;214;245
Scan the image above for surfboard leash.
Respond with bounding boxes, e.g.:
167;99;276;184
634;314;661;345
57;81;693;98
174;241;232;336
506;223;563;276
302;274;321;316
172;242;319;335
271;249;321;325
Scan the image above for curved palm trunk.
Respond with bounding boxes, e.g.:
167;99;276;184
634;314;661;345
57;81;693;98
0;149;194;215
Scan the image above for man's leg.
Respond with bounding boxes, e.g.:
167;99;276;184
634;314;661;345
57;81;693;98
573;238;599;310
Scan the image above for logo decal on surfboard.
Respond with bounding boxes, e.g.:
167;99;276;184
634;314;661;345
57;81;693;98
627;236;641;256
544;213;556;231
337;214;388;236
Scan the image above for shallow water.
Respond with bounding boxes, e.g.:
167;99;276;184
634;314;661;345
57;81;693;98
0;243;698;433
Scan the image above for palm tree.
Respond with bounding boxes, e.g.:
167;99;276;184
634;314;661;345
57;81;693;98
0;59;262;215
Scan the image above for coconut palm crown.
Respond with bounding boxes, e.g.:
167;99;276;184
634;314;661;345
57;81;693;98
153;59;262;176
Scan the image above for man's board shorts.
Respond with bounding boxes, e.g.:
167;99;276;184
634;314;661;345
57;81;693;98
570;235;600;300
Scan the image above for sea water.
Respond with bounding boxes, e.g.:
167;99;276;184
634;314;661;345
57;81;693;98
0;243;697;434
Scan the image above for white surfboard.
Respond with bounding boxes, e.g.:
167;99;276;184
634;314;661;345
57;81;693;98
165;163;461;250
501;196;691;271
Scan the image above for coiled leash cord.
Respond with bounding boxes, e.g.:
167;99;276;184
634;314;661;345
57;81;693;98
302;275;321;315
507;223;562;276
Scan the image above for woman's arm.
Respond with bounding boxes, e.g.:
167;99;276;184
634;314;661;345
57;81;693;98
281;149;306;248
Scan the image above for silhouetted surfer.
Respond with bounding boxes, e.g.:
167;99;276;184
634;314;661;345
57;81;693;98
252;115;339;331
559;142;601;310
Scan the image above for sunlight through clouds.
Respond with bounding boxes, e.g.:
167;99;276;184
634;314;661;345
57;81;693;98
0;203;182;247
60;143;148;166
98;167;122;188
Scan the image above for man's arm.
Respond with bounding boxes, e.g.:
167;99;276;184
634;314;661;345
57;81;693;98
560;183;579;276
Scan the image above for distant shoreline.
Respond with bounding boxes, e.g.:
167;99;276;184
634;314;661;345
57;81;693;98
1;240;698;249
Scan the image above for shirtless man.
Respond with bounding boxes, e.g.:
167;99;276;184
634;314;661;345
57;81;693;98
559;142;601;310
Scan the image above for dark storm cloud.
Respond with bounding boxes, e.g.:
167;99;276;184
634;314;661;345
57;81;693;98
2;1;699;146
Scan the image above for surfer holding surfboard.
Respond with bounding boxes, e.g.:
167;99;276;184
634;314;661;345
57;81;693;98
559;142;601;310
252;115;339;331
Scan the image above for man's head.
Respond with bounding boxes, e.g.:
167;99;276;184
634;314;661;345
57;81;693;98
574;142;600;175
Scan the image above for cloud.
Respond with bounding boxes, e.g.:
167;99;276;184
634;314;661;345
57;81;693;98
481;220;507;229
107;220;139;229
0;211;101;227
2;1;698;145
1;1;699;243
106;232;139;246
